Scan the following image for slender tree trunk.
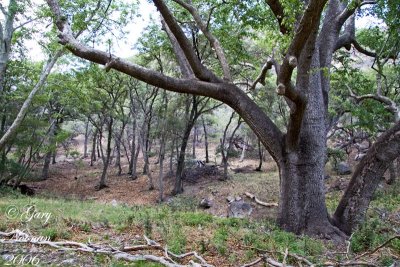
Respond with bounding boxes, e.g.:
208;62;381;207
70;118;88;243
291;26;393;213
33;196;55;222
141;119;154;190
115;123;126;176
0;1;16;96
158;91;168;202
98;118;113;189
83;118;89;158
201;116;209;163
255;139;263;171
90;128;98;166
192;125;197;159
42;120;57;180
128;104;137;178
174;120;194;195
52;150;56;164
169;137;175;174
0;50;63;151
239;137;247;162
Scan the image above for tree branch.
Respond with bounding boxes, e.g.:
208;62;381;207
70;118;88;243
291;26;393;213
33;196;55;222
152;0;221;83
336;0;376;26
264;0;288;34
161;19;195;79
0;49;64;151
0;3;7;16
172;0;232;81
347;84;400;121
250;58;279;90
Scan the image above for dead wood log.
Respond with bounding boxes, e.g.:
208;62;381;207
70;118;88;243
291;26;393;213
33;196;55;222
244;192;278;207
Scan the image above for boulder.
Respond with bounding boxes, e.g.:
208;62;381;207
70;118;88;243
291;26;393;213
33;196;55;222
336;162;352;175
228;200;253;218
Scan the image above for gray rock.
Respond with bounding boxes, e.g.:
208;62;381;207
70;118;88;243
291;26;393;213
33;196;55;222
199;198;213;209
336;161;352;175
235;196;242;201
228;201;253;218
61;258;75;265
226;196;234;203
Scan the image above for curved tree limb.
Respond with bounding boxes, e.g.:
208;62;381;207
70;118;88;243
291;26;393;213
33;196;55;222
347;84;400;121
152;0;220;83
171;0;232;81
161;19;195;79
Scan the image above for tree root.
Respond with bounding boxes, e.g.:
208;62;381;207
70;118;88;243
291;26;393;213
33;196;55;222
0;229;213;267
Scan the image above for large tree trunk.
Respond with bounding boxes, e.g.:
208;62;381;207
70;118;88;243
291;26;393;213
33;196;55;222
332;120;400;234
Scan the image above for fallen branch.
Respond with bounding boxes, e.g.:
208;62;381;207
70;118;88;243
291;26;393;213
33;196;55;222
0;229;213;267
240;257;262;267
241;245;313;266
244;192;278;207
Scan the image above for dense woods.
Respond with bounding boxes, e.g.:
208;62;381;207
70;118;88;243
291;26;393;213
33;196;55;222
0;0;399;266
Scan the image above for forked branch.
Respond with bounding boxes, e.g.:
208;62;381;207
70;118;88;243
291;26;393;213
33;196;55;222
172;0;232;81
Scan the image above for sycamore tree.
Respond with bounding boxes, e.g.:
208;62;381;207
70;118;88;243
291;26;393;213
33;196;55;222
46;0;399;238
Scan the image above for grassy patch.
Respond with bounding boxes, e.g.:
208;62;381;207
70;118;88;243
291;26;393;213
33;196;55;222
1;183;399;266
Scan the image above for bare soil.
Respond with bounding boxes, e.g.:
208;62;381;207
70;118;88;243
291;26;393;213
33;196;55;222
25;135;281;220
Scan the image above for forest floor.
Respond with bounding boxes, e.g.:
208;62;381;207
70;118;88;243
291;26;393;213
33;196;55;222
0;136;400;266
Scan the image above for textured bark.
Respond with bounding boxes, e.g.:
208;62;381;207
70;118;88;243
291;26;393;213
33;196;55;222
333;120;400;234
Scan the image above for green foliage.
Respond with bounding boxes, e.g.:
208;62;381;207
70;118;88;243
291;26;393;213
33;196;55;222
178;212;214;226
351;218;386;253
40;227;58;241
327;147;346;168
212;226;229;255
